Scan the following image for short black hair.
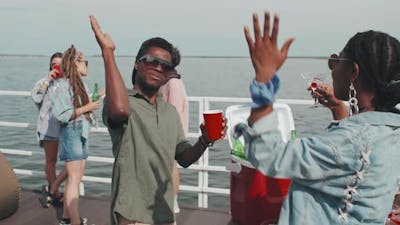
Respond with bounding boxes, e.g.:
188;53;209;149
132;37;179;85
132;37;174;85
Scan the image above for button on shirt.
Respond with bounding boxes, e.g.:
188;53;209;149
239;111;400;225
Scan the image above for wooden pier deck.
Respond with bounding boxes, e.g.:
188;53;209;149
0;190;235;225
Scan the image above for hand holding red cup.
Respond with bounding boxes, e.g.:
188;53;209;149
202;110;226;142
52;64;62;78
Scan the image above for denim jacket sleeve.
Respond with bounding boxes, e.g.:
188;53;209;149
242;114;359;180
31;76;51;107
52;80;73;123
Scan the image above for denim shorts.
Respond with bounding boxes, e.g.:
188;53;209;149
58;121;88;162
38;132;58;141
37;132;58;147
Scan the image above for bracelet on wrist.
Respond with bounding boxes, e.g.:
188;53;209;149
248;74;280;108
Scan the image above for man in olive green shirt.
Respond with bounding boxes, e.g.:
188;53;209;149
90;16;226;225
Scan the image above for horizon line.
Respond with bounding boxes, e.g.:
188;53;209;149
0;54;327;59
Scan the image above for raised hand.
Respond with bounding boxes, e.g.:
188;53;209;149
244;12;295;83
89;16;129;125
89;15;115;52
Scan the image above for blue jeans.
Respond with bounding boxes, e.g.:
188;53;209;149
58;121;88;162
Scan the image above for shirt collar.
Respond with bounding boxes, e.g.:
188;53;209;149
128;88;163;105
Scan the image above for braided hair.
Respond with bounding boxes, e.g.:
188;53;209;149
61;45;90;120
343;30;400;113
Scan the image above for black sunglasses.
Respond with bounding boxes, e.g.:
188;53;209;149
139;55;174;71
328;54;354;70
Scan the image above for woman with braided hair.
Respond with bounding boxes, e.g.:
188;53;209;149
53;45;100;225
313;30;400;121
235;11;400;225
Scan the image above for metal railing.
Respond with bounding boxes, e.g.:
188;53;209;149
0;90;313;208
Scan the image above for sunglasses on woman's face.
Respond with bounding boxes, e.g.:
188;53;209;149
77;59;88;67
328;54;354;70
139;55;174;71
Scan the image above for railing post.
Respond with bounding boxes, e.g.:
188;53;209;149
197;97;204;207
2;91;316;209
197;97;210;208
80;182;85;196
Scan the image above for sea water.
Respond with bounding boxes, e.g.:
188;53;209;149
0;55;333;210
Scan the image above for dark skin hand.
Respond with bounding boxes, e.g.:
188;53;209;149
309;83;348;120
178;118;228;168
244;12;294;125
89;15;129;127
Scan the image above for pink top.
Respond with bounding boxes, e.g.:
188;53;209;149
159;78;189;137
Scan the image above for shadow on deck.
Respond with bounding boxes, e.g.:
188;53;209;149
0;190;236;225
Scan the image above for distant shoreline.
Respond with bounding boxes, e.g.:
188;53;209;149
0;54;327;59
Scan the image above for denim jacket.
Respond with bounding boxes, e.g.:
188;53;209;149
235;111;400;225
52;78;93;139
31;76;61;138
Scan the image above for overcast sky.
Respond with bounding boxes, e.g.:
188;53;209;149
1;0;399;57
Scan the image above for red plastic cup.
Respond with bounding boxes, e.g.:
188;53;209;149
390;211;400;225
52;64;61;78
203;110;223;141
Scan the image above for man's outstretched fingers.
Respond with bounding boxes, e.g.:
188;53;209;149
244;26;254;53
263;11;271;39
89;15;103;37
281;37;295;58
252;13;262;41
270;14;279;44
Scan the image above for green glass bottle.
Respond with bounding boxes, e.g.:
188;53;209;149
291;130;297;140
92;83;99;102
231;138;247;160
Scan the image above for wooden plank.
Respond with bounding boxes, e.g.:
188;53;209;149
0;190;235;225
177;206;236;225
0;190;110;225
